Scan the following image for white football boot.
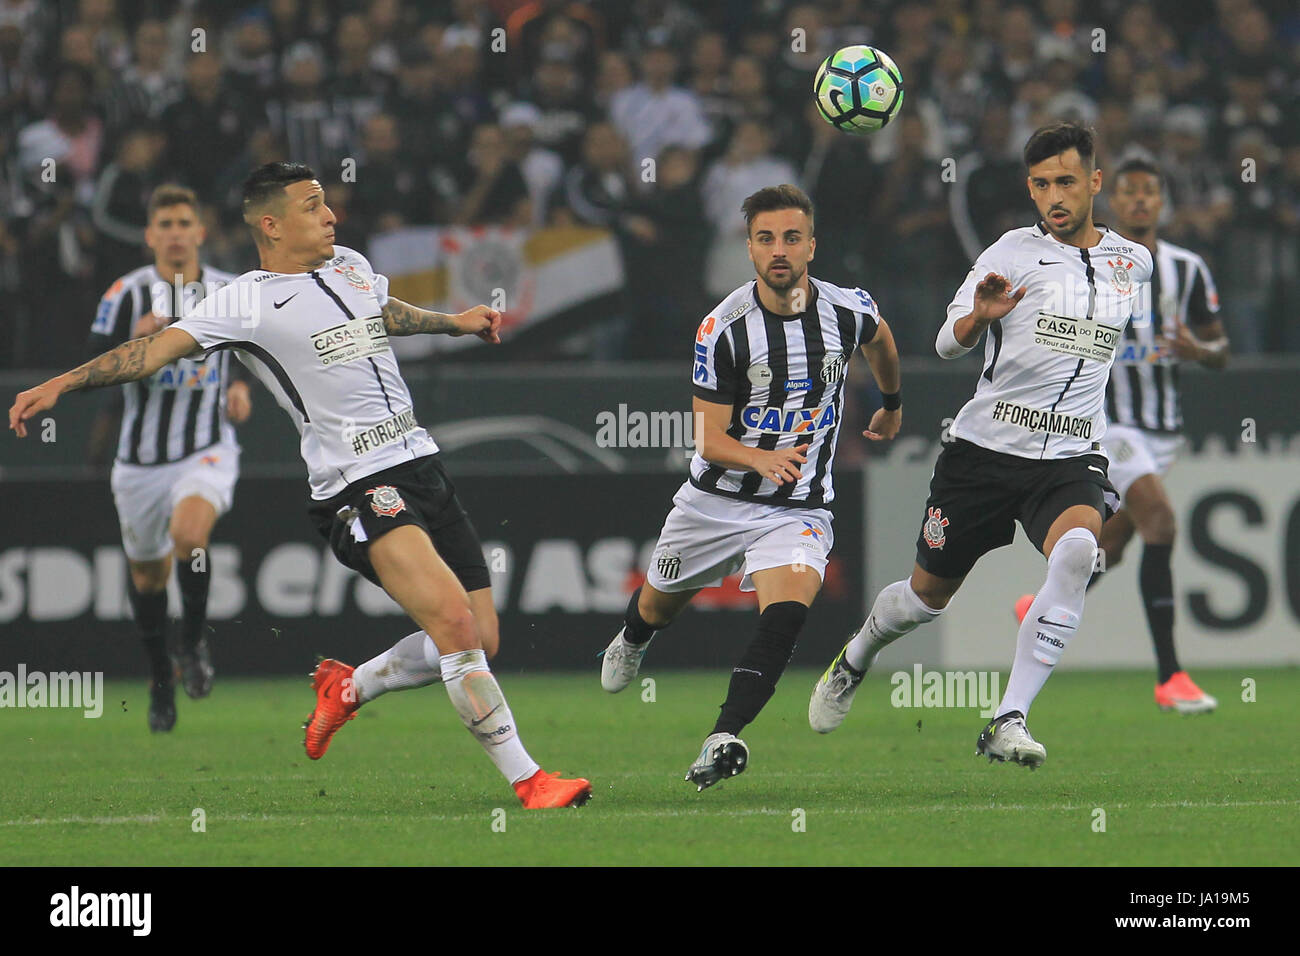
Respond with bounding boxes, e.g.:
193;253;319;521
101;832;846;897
809;642;866;733
685;732;749;791
976;711;1047;769
600;627;651;693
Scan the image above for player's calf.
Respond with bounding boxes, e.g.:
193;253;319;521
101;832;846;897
600;587;661;692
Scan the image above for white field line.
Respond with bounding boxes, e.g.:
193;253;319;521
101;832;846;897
3;798;1297;827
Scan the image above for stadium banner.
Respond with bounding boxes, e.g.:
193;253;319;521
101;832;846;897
0;472;866;677
366;225;625;359
866;439;1300;672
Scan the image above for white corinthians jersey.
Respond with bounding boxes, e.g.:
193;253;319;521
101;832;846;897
173;245;437;499
690;277;881;507
944;223;1153;459
1106;240;1219;434
90;264;239;465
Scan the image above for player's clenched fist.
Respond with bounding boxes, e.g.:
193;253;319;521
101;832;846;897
451;305;502;344
972;272;1027;324
750;443;810;485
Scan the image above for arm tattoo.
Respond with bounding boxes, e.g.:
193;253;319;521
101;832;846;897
381;298;458;336
64;333;157;391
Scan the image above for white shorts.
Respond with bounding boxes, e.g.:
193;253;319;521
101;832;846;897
646;482;835;593
1103;424;1183;500
111;442;240;561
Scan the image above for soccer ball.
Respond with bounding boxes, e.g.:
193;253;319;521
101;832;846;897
813;45;904;134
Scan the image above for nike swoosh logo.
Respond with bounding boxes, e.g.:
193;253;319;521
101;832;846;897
1038;259;1063;266
1038;616;1077;629
1087;465;1104;474
470;704;501;727
274;294;299;309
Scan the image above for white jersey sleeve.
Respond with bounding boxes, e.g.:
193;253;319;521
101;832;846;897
171;281;254;353
936;239;1021;358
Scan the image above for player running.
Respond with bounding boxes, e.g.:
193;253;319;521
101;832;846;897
1013;156;1228;714
598;184;902;791
809;122;1152;768
10;162;591;809
88;184;250;732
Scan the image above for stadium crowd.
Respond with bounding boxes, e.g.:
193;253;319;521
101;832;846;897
1;0;1297;366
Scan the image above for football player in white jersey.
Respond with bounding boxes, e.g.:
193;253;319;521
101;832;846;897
598;184;902;791
87;185;251;732
10;162;591;809
810;123;1153;768
1015;157;1228;714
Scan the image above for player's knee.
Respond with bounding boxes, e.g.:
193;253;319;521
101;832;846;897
1139;503;1176;545
1048;527;1098;589
171;532;209;561
427;603;478;650
129;563;168;593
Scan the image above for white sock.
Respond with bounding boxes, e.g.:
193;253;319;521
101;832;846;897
352;631;442;704
845;579;943;672
441;650;540;785
997;528;1097;718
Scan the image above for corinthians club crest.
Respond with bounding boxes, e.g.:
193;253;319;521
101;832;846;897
334;263;372;292
1107;257;1135;296
366;485;406;517
922;506;950;549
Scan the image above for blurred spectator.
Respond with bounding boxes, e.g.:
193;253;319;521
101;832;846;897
618;0;705;55
1220;127;1282;353
75;0;130;72
266;41;351;176
593;49;634;113
329;11;393;146
711;54;800;165
104;20;179;138
159;53;250;204
451;123;531;227
701;119;798;299
0;21;40;139
223;13;277;106
558;120;632;228
91;122;167;292
609;43;711;179
1159;105;1234;245
386;43;467;170
17;62;102;206
526;55;593;164
506;0;604;81
501;103;564;226
950;103;1029;262
350;113;437;236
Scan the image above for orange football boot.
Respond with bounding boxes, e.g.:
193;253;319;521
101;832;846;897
1013;593;1035;623
303;659;359;759
1155;671;1217;714
513;769;593;808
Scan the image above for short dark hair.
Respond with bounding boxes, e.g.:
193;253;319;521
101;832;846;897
1113;156;1162;183
1023;122;1096;169
241;161;317;217
741;184;814;234
147;183;199;220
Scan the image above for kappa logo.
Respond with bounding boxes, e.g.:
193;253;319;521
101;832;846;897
656;551;682;581
922;506;950;549
366;485;406;517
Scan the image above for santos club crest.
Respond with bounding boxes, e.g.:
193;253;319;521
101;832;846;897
922;506;949;549
366;485;406;517
821;351;847;384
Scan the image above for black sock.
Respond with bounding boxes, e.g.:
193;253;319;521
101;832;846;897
1139;543;1180;683
623;586;659;645
128;580;171;683
176;559;211;649
713;601;807;736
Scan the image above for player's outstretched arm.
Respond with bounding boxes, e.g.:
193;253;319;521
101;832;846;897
861;317;901;441
8;327;199;438
939;272;1026;357
381;297;501;343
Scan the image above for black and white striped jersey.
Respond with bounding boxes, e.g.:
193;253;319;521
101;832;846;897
690;277;881;508
171;245;437;500
1105;239;1220;434
88;264;239;465
939;223;1153;459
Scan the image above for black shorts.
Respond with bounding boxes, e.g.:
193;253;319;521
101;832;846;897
307;454;491;593
914;439;1118;579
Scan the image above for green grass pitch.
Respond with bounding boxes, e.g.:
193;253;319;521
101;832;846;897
2;667;1295;866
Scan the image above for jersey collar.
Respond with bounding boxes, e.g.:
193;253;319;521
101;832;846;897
753;278;820;322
